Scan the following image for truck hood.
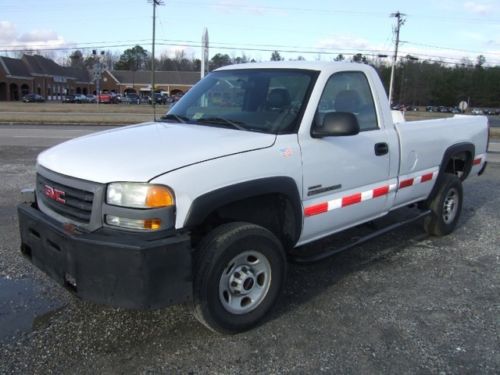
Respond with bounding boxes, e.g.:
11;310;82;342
38;122;276;183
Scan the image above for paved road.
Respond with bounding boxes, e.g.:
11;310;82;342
0;124;117;147
0;124;499;373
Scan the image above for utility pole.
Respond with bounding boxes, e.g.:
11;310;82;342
149;0;164;121
388;11;406;105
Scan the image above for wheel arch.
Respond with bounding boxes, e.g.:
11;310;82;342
184;177;303;249
426;142;474;204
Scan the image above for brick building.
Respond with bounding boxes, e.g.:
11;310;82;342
101;70;200;96
0;54;94;101
0;54;201;101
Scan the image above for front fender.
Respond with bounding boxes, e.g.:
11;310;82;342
184;177;303;243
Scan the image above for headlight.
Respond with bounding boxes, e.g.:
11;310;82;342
106;182;174;209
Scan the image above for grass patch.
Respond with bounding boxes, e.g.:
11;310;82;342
404;111;453;121
0;102;171;124
490;127;500;138
0;103;498;139
0;102;166;114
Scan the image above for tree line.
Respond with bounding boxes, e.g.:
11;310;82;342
66;45;499;108
375;56;500;108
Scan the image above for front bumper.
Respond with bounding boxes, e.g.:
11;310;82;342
18;203;192;309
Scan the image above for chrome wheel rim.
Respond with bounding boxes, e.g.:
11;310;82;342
442;187;459;224
219;251;272;315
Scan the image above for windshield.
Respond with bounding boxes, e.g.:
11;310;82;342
163;69;317;134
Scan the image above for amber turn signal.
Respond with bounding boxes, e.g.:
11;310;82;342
146;186;174;208
144;218;162;230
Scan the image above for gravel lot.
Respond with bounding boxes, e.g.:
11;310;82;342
0;133;498;374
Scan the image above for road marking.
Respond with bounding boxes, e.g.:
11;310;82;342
11;135;74;139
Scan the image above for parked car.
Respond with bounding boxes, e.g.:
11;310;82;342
18;61;489;334
97;93;112;104
148;93;167;105
85;95;96;103
123;93;140;104
471;108;483;115
110;93;122;104
74;94;88;103
22;94;45;103
166;93;183;104
62;95;76;103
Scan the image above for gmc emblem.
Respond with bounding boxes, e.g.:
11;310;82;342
43;184;66;204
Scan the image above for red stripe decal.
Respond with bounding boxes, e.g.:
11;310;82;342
399;178;414;189
473;158;481;165
421;173;433;182
373;186;390;198
304;202;328;217
342;193;362;207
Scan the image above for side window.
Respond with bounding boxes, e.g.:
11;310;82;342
316;71;378;131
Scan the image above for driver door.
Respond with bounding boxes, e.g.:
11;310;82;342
299;71;396;244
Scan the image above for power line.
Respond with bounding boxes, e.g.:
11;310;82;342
224;2;378;16
4;0;498;24
163;1;500;24
0;39;152;49
2;35;495;62
1;40;499;66
402;41;500;57
0;43;141;53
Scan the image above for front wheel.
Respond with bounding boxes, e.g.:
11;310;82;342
192;222;286;334
424;173;463;236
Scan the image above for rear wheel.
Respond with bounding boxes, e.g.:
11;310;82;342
192;222;286;334
424;173;463;236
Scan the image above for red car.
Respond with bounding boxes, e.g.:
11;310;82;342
97;93;111;103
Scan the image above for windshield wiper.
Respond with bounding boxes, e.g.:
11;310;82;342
160;114;188;123
195;117;247;131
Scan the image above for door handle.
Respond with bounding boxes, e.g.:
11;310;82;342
374;142;389;156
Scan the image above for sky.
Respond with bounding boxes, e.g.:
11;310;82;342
1;0;500;66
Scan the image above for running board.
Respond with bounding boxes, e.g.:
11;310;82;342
290;209;431;264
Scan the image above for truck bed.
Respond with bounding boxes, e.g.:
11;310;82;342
396;115;488;176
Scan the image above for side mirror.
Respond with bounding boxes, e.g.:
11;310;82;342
311;112;360;138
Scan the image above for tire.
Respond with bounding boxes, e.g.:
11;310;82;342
424;173;463;236
192;222;286;334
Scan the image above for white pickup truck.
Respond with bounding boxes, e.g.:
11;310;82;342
18;62;488;333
